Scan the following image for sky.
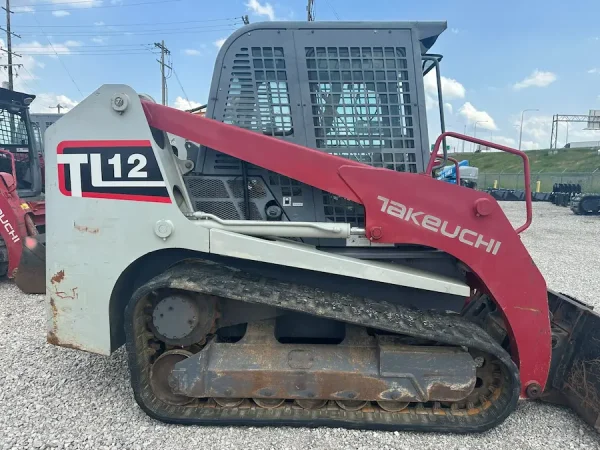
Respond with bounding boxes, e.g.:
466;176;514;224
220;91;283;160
5;0;600;151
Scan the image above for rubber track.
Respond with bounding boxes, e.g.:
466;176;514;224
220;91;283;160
571;193;600;215
124;260;520;433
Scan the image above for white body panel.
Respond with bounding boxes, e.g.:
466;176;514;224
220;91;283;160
46;85;467;355
210;229;468;296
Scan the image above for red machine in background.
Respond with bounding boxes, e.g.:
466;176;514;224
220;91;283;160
0;88;45;292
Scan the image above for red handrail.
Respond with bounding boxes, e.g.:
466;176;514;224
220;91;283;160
435;155;461;186
427;132;532;234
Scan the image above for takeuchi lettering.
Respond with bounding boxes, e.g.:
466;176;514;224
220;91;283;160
377;195;501;255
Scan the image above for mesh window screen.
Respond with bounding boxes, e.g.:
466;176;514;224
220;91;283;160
222;46;294;138
0;110;28;146
306;46;415;155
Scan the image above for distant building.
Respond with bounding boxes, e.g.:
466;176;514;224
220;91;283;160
30;113;63;151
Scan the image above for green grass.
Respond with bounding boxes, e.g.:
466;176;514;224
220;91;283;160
446;148;600;192
448;148;600;173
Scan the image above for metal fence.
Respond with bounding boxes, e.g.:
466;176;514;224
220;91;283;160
478;171;600;193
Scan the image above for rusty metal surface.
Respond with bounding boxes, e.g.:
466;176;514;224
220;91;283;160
125;260;520;432
169;320;476;403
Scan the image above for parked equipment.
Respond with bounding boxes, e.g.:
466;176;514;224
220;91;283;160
437;159;478;188
42;22;600;433
571;193;600;215
551;183;581;207
0;88;46;292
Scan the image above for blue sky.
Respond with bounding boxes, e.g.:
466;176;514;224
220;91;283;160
7;0;600;150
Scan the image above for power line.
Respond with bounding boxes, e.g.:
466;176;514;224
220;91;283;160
16;17;241;28
172;67;192;109
19;51;159;55
30;13;83;97
15;0;184;12
17;43;154;49
17;64;41;91
323;0;340;19
17;26;240;37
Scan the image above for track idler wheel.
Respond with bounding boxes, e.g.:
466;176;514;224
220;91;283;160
295;399;328;410
253;398;285;409
214;398;244;408
149;292;217;347
377;401;409;412
335;400;368;411
149;350;194;406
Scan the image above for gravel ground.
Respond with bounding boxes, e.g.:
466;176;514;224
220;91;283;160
1;202;600;450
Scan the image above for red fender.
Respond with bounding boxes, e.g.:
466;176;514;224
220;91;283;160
141;100;551;397
338;166;550;397
0;190;28;277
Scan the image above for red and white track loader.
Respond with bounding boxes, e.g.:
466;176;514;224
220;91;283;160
40;21;600;433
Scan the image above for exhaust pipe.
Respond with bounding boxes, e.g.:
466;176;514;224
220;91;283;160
15;235;46;294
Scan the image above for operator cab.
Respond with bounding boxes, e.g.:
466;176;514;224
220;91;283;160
0;87;44;198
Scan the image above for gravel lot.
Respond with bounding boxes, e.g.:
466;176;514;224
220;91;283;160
1;202;599;450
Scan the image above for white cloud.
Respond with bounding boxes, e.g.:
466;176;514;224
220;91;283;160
493;136;517;147
94;21;105;26
512;115;552;144
51;0;101;7
172;97;202;111
511;115;598;148
245;0;275;21
444;103;453;115
513;70;557;90
588;68;599;74
424;72;466;100
213;38;226;49
13;6;34;13
458;102;497;130
110;0;123;4
30;94;78;113
184;49;201;56
450;28;459;34
52;10;70;17
16;40;82;57
520;140;540;150
0;38;77;116
91;36;106;44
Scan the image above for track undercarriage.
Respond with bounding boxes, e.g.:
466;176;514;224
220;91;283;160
571;193;600;215
125;260;520;432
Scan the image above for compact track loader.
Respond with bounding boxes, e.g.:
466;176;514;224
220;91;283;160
43;21;600;433
571;193;600;215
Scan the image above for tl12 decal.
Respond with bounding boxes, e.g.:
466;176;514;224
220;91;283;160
57;140;171;203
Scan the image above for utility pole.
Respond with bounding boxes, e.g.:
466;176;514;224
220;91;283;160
462;124;466;153
50;104;65;114
154;41;171;106
307;0;315;21
1;0;22;91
